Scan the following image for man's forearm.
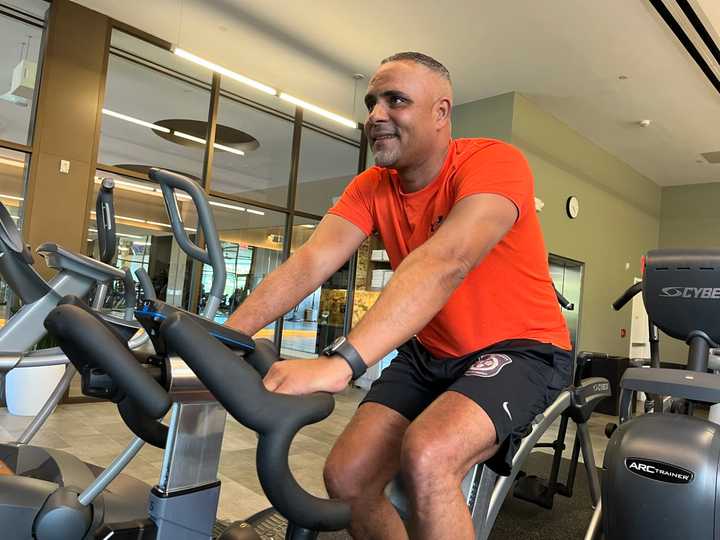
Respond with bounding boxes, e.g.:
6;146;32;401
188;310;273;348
225;248;326;336
347;247;468;367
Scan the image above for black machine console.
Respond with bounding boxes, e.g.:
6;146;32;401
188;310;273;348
135;300;255;354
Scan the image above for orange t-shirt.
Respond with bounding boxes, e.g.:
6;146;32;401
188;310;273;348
328;138;571;358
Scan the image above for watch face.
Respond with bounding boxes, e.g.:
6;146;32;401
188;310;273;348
329;336;346;353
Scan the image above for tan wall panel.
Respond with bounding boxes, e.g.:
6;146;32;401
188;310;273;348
25;0;110;278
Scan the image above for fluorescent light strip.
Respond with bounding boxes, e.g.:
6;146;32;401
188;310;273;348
0;193;23;201
88;227;144;240
300;224;316;229
94;177;192;202
0;157;25;169
246;208;265;216
209;201;245;212
174;48;277;96
147;220;172;228
279;93;357;128
174;130;205;144
173;48;358;130
212;142;244;156
102;108;170;133
174;131;245;156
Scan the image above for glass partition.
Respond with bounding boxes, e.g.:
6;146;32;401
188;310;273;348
0;147;28;324
88;170;198;314
98;31;212;180
295;126;360;216
204;196;286;332
209;92;294;207
0;7;46;145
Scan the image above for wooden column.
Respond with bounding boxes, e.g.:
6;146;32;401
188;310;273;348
24;0;110;279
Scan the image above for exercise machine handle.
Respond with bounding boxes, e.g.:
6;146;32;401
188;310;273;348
160;312;351;532
612;282;642;311
149;168;225;319
95;178;117;264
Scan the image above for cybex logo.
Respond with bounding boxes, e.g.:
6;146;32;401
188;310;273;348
659;287;720;299
592;382;610;393
625;458;693;484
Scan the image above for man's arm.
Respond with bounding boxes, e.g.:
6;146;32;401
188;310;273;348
263;193;518;394
346;193;518;366
225;214;367;336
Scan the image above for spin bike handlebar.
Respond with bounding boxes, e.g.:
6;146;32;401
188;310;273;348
159;312;352;532
44;303;171;422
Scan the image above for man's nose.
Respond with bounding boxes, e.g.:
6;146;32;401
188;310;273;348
367;102;389;124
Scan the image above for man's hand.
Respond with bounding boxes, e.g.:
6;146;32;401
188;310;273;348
263;355;353;395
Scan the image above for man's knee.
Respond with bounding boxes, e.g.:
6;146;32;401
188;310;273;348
323;444;396;500
400;421;496;492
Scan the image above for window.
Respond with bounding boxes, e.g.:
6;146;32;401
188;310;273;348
98;31;213;181
0;147;28;323
295;126;361;216
87;171;197;313
209;92;295;207
0;3;47;145
204;196;286;328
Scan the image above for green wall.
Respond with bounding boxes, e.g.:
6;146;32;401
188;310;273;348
453;93;661;356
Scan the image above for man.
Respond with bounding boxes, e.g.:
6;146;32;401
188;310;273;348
225;52;571;540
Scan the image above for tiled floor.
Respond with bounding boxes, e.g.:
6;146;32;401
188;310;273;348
0;386;615;522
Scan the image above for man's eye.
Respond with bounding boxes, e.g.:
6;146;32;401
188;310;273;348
389;96;405;105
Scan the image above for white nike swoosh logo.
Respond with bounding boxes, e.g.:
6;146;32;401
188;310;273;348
502;401;512;421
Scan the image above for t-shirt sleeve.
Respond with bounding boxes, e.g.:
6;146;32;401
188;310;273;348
326;168;378;236
453;141;534;220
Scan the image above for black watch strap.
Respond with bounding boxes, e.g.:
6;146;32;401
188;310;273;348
323;337;367;380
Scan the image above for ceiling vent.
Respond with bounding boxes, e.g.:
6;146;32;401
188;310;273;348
701;151;720;163
650;0;720;96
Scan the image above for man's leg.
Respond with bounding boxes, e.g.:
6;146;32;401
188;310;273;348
401;391;499;540
324;402;410;540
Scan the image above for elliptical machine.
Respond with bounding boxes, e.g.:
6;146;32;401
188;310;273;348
586;248;720;539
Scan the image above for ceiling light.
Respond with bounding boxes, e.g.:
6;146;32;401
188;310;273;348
118;232;145;239
102;108;171;133
300;224;316;229
0;193;23;201
279;93;357;128
174;130;205;144
173;48;277;96
212;142;244;156
245;208;265;216
0;157;25;169
174;130;245;156
184;227;197;233
147;220;172;228
93;177;192;201
209;201;245;212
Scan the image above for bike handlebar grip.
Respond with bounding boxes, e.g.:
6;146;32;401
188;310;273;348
612;281;642;311
135;268;157;301
118;397;168;449
45;304;171;419
96;178;117;264
160;312;351;531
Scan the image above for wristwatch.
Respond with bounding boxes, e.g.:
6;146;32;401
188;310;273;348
322;336;367;380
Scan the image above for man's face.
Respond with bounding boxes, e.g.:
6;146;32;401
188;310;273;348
364;61;450;169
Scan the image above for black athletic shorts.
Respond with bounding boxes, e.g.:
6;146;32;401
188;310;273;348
360;338;573;476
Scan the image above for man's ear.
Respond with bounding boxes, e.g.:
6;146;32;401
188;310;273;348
435;97;452;125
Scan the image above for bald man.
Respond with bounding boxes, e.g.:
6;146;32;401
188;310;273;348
226;52;571;540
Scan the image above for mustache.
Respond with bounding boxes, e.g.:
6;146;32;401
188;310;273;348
367;127;399;139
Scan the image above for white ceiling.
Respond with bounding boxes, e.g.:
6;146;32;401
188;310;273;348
69;0;720;188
